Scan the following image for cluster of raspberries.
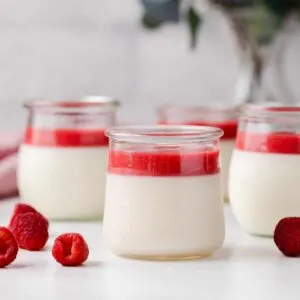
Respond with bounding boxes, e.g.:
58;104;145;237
0;203;89;268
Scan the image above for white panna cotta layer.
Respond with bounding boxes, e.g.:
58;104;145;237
18;145;108;220
229;149;300;236
103;173;225;258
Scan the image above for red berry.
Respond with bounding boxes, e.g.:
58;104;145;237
52;233;89;266
274;217;300;257
9;203;37;227
12;203;37;215
9;203;49;229
0;227;19;267
10;212;49;251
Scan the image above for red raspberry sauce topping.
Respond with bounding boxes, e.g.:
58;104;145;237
108;150;220;176
24;128;108;147
236;132;300;154
159;120;237;140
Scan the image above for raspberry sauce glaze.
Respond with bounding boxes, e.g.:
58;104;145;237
108;150;220;176
24;128;108;147
236;132;300;154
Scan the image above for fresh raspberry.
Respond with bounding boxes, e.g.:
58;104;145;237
10;212;49;251
52;233;89;266
274;217;300;257
9;203;37;227
0;227;19;267
9;203;49;229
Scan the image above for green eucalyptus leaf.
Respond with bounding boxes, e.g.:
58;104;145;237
263;0;300;17
187;7;202;49
141;13;163;29
242;2;282;45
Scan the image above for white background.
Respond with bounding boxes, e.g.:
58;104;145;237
0;0;299;130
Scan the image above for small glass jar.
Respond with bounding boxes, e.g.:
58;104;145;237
229;104;300;236
103;125;225;260
157;105;238;202
17;97;119;220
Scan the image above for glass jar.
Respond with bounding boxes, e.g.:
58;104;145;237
17;97;119;220
140;0;300;110
157;105;238;202
209;0;300;105
229;104;300;236
103;125;225;260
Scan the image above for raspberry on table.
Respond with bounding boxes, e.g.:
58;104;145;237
10;212;49;251
274;217;300;257
0;227;19;267
52;233;89;266
9;203;49;229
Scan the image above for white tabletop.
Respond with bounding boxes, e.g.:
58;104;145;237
0;198;298;300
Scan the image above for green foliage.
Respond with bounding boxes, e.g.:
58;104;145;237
141;13;163;29
264;0;300;17
187;7;202;49
140;0;300;48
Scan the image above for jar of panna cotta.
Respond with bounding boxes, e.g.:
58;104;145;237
103;125;225;260
157;105;238;202
18;97;119;220
229;104;300;236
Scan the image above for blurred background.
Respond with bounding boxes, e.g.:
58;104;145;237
1;0;300;130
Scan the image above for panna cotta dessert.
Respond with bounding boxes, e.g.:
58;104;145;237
103;125;225;260
157;105;238;202
229;105;300;236
18;98;119;220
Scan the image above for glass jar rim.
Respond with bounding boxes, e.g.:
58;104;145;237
23;96;119;109
157;104;238;115
240;103;300;118
157;104;238;122
106;125;223;144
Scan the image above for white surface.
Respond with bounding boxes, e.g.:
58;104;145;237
18;145;108;219
103;174;224;257
0;198;299;300
229;149;300;236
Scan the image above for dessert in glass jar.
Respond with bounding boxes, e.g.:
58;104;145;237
229;104;300;236
157;105;237;202
18;97;119;220
103;125;225;260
